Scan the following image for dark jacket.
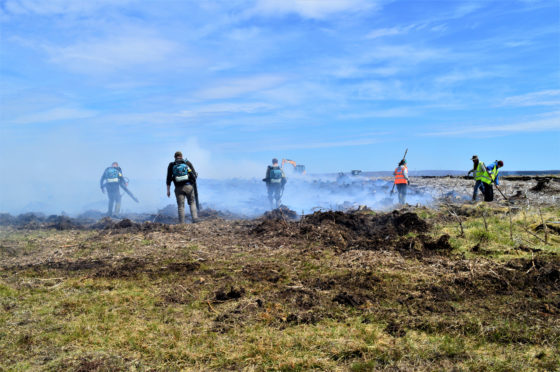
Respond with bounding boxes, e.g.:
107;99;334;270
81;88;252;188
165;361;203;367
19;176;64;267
100;166;125;189
167;159;197;187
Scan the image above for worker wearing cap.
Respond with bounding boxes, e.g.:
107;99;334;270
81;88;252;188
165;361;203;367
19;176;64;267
393;159;409;205
467;155;487;201
166;151;198;223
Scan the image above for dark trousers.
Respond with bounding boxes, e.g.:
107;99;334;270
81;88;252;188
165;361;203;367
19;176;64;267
106;183;121;216
483;183;494;202
473;180;485;200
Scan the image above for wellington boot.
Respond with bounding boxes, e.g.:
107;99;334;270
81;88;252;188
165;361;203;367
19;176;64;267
190;203;199;223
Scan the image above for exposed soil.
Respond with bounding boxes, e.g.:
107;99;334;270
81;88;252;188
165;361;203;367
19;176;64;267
1;202;559;371
252;210;433;251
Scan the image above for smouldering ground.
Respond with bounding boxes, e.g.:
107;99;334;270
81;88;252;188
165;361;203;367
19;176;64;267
0;204;559;371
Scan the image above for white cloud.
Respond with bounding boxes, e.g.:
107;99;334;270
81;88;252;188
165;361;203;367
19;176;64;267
9;107;97;124
434;69;493;85
195;75;286;100
227;27;262;41
502;90;560;107
453;2;484;18
177;102;276;118
276;137;379;150
4;0;133;15
351;79;448;102
370;45;442;62
365;25;414;39
44;34;178;73
425;115;560;137
252;0;376;19
338;107;419;119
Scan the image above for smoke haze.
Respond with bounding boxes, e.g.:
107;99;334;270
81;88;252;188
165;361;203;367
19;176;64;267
0;132;433;217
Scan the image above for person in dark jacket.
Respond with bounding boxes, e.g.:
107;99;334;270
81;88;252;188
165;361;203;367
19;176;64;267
100;162;126;217
166;151;198;223
263;158;286;209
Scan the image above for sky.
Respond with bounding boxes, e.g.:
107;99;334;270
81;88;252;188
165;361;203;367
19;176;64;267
0;0;559;213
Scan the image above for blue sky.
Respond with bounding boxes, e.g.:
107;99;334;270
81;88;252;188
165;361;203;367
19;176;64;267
1;0;559;188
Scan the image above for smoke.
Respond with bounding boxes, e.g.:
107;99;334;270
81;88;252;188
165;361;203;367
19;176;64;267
0;134;433;217
198;172;433;217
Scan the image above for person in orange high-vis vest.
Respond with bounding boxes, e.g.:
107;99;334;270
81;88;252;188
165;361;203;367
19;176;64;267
393;159;409;204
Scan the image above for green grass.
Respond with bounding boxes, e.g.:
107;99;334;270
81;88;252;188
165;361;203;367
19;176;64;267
1;206;559;370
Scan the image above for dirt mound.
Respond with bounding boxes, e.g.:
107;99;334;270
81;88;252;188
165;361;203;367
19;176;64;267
302;210;428;237
503;258;560;288
198;208;240;220
87;218;171;233
0;213;15;226
263;205;298;220
531;179;551;192
90;217;115;229
45;215;83;230
76;210;106;222
107;220;171;234
252;210;431;252
0;213;85;230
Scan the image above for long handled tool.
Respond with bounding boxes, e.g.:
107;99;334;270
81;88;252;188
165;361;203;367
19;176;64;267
192;176;201;211
120;183;139;203
494;184;509;202
390;148;408;195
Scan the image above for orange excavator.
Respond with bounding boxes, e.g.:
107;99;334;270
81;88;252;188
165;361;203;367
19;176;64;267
281;159;306;175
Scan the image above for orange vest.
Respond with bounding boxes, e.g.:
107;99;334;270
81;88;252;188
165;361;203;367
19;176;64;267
394;166;408;184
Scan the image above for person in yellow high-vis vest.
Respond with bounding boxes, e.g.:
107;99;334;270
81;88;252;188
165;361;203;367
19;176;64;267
479;160;504;202
468;155;487;201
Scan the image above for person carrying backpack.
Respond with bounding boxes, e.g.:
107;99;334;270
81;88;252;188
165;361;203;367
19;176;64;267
263;158;286;209
100;162;126;217
166;151;198;223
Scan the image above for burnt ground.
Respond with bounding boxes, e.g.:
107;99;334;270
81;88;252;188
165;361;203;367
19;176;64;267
1;178;559;369
410;174;560;205
2;209;558;327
